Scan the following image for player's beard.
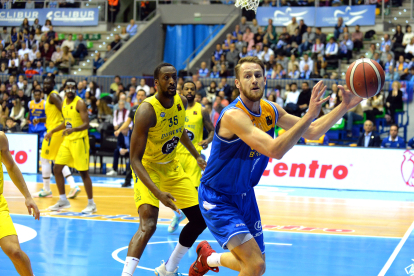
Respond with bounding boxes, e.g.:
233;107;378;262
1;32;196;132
186;94;195;104
66;92;75;100
239;82;264;102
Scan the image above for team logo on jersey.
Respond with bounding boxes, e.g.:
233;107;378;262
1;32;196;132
177;104;182;111
66;122;72;129
162;136;180;154
160;112;165;118
193;111;197;115
70;106;73;109
266;116;272;126
186;129;194;141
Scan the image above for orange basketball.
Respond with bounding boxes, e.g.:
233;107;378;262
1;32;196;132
345;58;385;99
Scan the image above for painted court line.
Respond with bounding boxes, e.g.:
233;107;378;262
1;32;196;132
378;220;414;276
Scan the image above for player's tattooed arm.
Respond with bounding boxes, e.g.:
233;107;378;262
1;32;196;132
131;103;180;212
0;132;40;220
199;107;215;148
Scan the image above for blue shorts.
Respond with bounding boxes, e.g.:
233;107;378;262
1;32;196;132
198;183;265;254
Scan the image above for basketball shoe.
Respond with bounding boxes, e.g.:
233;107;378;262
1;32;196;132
68;186;81;199
189;241;219;276
33;189;52;198
154;260;182;276
48;199;71;211
168;212;186;233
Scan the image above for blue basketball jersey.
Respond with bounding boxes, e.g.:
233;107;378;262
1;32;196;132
200;97;279;195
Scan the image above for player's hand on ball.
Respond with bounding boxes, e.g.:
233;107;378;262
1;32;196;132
338;85;362;110
25;198;40;220
196;156;207;171
62;128;74;136
308;81;330;119
198;140;209;149
44;132;52;141
158;191;179;213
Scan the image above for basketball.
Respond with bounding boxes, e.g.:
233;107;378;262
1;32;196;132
345;58;385;99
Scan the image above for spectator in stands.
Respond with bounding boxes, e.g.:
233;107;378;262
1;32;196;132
97;97;113;123
136;78;150;96
0;63;7;74
334;17;346;40
343;99;363;137
222;33;234;52
357;120;381;147
311;38;324;61
32;50;42;65
298;19;307;36
61;34;75;52
364;43;378;59
324;37;339;63
113;100;129;130
45;61;58;76
104;44;114;62
270;64;285;79
299;26;315;56
93;52;104;75
218;77;231;99
77;82;86;99
34;28;42;42
210;65;219;78
385;81;403;124
239;46;248;59
30;18;41;34
126;19;138;37
249;18;259;34
284;83;300;115
286;17;298;36
195;80;207;98
288;64;300;79
2;27;10;48
87;81;101;99
405;37;414;60
264;24;277;48
110;75;121;94
206;81;218;102
72;34;88;60
290;28;302;54
4;117;20;133
235;33;247;53
248;44;261;57
126;77;138;91
364;92;384;123
299;64;312;79
20;53;30;71
9;27;19;46
314;27;326;45
382;46;394;66
28;44;38;62
35;61;43;75
8;51;19;68
41;19;52;33
46;26;57;43
110;34;123;52
198;61;209;77
40;42;54;61
10;98;25;128
126;86;136;106
8;60;19;77
17;42;30;60
219;63;229;78
108;0;120;24
239;16;248;33
339;33;353;63
338;26;349;41
287;54;299;72
258;44;274;63
392;24;404;51
276;27;290;52
299;53;313;72
296;82;311;115
396;55;409;75
211;43;224;68
119;27;129;42
381;124;405;148
373;52;383;67
402;25;414;47
380;34;392;52
27;33;38;50
231;25;242;41
106;127;131;176
58;46;74;70
0;51;7;66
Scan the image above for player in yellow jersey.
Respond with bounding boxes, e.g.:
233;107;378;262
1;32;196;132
32;76;80;199
0;132;40;276
121;64;208;276
46;79;96;214
168;80;214;233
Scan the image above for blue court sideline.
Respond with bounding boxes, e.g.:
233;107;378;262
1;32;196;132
0;214;404;276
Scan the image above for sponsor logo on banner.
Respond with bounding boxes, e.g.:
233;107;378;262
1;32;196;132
314;5;376;26
272;7;309;26
257;7;315;26
2;134;38;174
401;150;414;187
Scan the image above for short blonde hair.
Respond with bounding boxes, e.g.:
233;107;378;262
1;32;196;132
234;57;265;80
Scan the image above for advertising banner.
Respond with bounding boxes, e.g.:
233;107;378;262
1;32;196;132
201;145;414;193
256;5;375;27
0;8;99;27
314;5;376;27
2;134;39;174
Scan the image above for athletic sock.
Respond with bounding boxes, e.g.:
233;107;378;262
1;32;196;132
43;178;51;192
165;243;189;272
59;194;67;201
207;253;223;267
88;199;95;205
122;256;139;276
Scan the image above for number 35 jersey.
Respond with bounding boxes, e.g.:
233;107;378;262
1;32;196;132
138;93;186;164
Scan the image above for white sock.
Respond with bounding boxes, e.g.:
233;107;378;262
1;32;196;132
207;253;222;267
62;166;77;188
122;256;139;276
43;178;51;192
88;199;95;205
165;243;189;272
59;194;67;201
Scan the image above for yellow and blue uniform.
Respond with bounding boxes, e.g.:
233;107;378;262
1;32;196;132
132;93;199;211
41;91;64;160
0;151;17;240
176;102;204;187
55;96;89;171
198;97;279;254
28;99;46;134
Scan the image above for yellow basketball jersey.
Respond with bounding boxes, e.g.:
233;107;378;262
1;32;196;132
139;93;186;163
62;96;88;140
0;151;3;194
45;90;63;131
176;102;203;154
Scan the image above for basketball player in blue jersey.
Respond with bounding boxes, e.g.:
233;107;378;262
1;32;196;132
189;57;363;276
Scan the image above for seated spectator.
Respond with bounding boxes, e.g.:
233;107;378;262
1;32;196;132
126;77;138;91
299;26;315;55
35;61;43;75
9;98;26;128
299;53;313;72
297;82;311;116
28;44;38;62
4;117;20;133
61;34;75;52
284;83;300;115
110;75;122;94
20;53;30;71
58;46;74;70
386;65;400;81
32;51;42;65
27;89;46;137
271;64;286;79
219;64;229;78
104;44;114;62
235;33;247;53
334;17;346;40
364;43;378;59
226;43;240;69
77;82;86;99
195;80;207;98
239;16;248;33
206;81;218;102
72;34;88;60
325;37;338;64
34;28;42;41
113;100;129;130
343;101;363;137
0;51;8;66
405;37;414;60
338;26;349;41
299;64;312;79
17;42;30;60
275;53;288;70
314;27;326;46
248;44;261;57
211;43;223;68
41;19;52;33
126;19;138;37
385;81;403;124
126;86;136;107
381;124;405;148
257;44;274;63
276;27;290;52
111;34;123;52
119;26;130;42
218;77;232;100
106;128;131;176
288;64;300;79
402;25;414;47
311;38;324;60
298;19;307;36
198;61;209;77
87;81;101;99
338;33;353;63
40;43;54;61
286;17;298;36
45;61;58;76
392;24;404;51
266;53;276;69
231;24;242;41
382;46;394;67
222;33;234;52
357;120;381;147
210;65;219;78
136;78;150;96
97;97;113;123
93;52;104;75
263;21;277;47
395;55;409;75
8;52;19;68
372;52;382;67
46;26;57;43
287;54;299;72
290;28;302;54
381;34;392;52
0;63;8;74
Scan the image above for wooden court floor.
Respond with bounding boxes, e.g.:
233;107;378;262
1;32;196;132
3;179;414;238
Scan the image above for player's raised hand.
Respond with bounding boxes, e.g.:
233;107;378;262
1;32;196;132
25;197;40;220
196;156;207;171
307;81;330;119
158;191;180;214
338;85;363;110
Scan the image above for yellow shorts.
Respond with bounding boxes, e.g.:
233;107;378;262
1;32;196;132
55;137;90;171
177;153;202;188
40;130;64;161
0;195;17;240
133;158;199;211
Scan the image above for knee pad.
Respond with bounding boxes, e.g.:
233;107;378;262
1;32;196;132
41;158;51;179
62;166;72;178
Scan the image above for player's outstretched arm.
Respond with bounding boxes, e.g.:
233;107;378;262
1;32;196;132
277;82;363;140
221;81;329;160
198;107;215;149
130;103;180;213
0;132;40;220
